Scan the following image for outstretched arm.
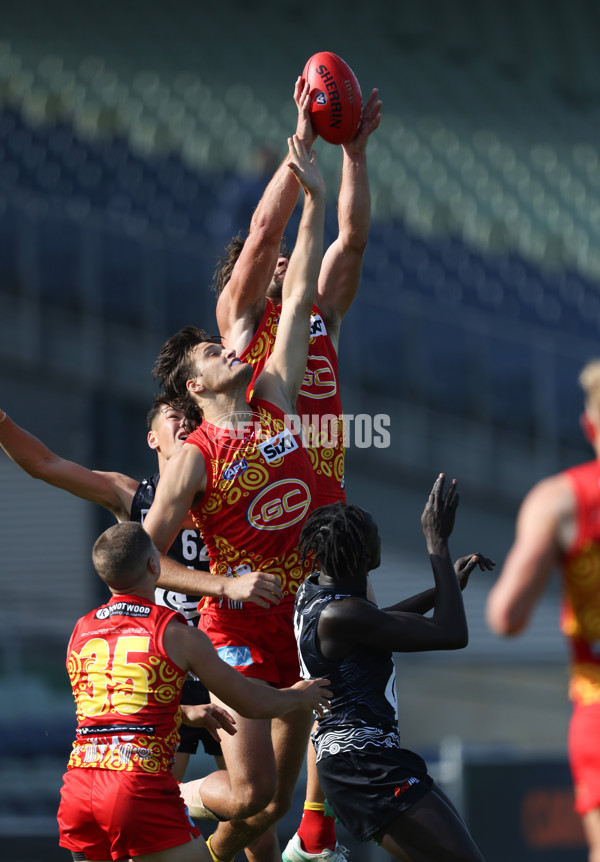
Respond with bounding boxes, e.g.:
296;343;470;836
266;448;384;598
486;475;569;636
316;88;382;350
216;79;315;354
165;620;332;719
388;553;496;615
254;135;326;411
0;409;136;521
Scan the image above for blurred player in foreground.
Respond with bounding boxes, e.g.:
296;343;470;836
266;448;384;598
487;358;600;862
294;475;491;861
57;522;330;862
214;76;381;862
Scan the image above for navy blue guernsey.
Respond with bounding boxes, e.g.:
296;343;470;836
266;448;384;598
294;573;400;762
131;473;209;623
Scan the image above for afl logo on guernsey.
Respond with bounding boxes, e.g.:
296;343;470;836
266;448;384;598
223;458;249;481
247;479;312;531
300;354;337;399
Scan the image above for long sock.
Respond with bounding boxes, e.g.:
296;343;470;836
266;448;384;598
206;833;234;862
296;801;337;853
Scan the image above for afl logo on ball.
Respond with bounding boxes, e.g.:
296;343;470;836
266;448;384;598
247;479;312;531
315;91;327;106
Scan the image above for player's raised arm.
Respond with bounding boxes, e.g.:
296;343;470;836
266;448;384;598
0;408;136;521
253;135;326;411
215;80;315;353
316;87;382;350
318;476;469;655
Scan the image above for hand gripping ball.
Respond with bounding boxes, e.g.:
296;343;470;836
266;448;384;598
302;51;362;145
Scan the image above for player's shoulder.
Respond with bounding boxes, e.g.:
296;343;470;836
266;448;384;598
521;472;574;522
320;592;372;623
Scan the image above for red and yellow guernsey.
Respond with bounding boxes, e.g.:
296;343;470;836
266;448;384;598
241;301;345;505
186;398;317;610
561;460;600;706
66;596;186;773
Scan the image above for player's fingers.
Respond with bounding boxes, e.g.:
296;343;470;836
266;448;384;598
445;478;458;508
364;88;379;112
258;571;283;588
259;583;283;601
319;683;332;699
214;706;236;724
247;595;270;609
257;587;281;605
215;715;237;736
432;472;444;504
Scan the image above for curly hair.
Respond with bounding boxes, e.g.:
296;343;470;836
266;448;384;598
298;502;375;581
152;326;221;428
211;233;291;297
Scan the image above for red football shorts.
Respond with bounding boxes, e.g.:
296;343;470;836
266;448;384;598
568;701;600;815
57;767;201;860
200;601;301;688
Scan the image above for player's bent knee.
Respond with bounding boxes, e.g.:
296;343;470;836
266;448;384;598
229;779;276;819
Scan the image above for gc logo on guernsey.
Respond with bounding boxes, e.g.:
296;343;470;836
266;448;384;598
300;354;337;400
247;479;312;531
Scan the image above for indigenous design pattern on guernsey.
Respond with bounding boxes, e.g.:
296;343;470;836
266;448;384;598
67;642;185;772
191;401;314;601
314;726;401;762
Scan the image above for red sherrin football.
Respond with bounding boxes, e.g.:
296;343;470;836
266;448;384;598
302;51;362;145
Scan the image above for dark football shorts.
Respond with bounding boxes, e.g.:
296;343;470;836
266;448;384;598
317;745;433;842
178;677;223;757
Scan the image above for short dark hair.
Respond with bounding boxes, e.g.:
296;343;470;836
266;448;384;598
152;326;221;426
146;396;167;430
145;396;199;433
92;522;155;589
211;233;290;297
299;503;374;581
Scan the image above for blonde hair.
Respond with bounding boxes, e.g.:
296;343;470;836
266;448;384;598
579;359;600;416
